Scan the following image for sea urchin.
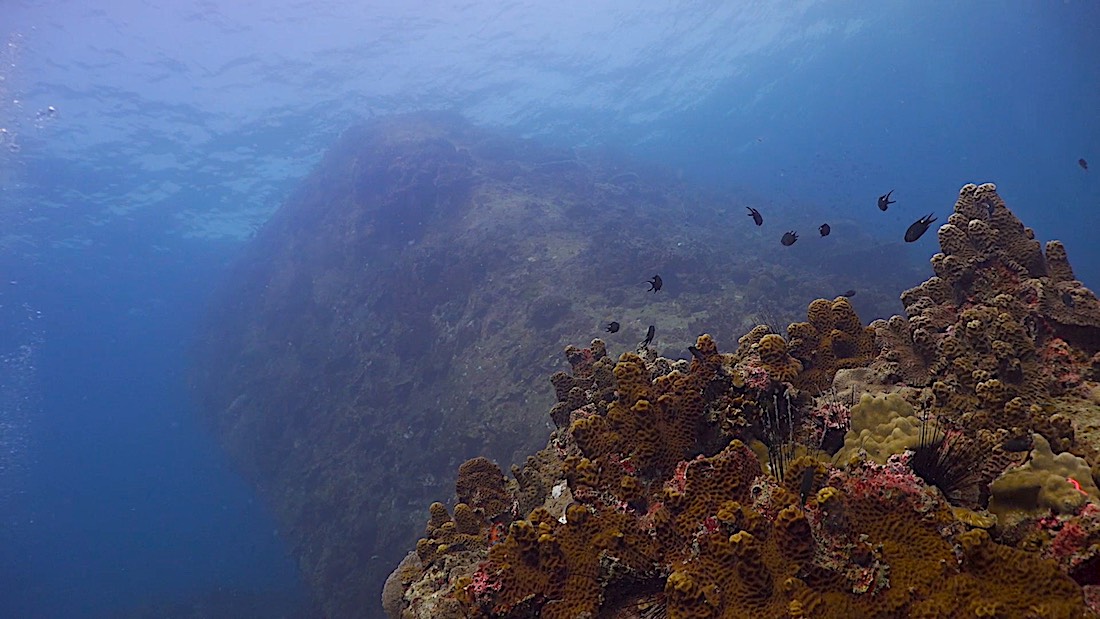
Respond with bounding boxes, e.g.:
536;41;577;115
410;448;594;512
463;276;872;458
909;414;982;507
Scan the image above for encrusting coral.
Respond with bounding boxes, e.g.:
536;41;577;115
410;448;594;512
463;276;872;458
387;184;1100;618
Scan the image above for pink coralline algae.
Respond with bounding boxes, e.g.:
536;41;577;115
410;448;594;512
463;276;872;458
810;400;851;437
638;500;665;533
1043;502;1100;581
1050;521;1089;562
665;456;699;495
469;561;503;599
838;454;938;514
1085;586;1100;617
737;360;772;391
1039;337;1086;394
617;455;637;476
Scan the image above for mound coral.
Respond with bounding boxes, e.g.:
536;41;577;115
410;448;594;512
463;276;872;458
836;393;922;464
990;434;1100;527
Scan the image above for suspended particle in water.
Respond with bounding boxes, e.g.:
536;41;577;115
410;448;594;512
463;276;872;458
0;303;43;530
33;105;58;129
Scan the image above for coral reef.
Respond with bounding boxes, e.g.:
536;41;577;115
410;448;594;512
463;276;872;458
388;183;1100;618
397;335;1090;618
876;184;1100;456
197;115;905;615
189;111;1099;617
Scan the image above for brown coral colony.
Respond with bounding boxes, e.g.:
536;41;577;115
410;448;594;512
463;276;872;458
392;184;1100;618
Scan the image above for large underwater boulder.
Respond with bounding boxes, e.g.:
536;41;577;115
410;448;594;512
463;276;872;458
192;113;913;617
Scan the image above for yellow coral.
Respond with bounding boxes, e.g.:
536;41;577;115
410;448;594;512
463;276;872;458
952;506;996;529
736;324;774;355
416;501;489;565
579;345;713;475
612;352;652;405
427;501;450;530
836;393;921;464
452;503;484;535
954;528;1085;618
774;505;814;566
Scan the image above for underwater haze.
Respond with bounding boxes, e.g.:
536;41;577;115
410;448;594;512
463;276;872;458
1;1;1098;617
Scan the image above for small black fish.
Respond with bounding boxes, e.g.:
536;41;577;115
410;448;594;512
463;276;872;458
781;230;798;246
819;223;831;237
1002;436;1032;452
646;274;663;292
840;289;857;298
605;321;620;333
1080;158;1088;171
904;213;937;242
799;468;815;506
746;207;763;226
877;190;896;212
640;325;655;349
687;345;705;361
1062;291;1075;308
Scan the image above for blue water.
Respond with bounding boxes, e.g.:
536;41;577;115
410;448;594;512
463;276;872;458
1;2;1097;617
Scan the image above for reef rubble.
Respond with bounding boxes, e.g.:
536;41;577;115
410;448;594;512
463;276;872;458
387;183;1100;618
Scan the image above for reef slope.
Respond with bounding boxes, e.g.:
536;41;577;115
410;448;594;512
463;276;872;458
387;183;1100;618
192;114;909;616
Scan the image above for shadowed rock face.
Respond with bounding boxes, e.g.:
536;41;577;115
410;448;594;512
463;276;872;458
192;113;912;617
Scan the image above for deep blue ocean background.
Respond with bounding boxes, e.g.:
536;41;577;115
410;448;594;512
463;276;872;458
1;2;1097;617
